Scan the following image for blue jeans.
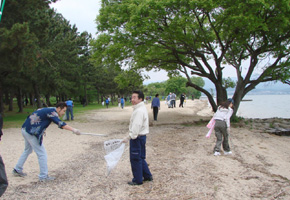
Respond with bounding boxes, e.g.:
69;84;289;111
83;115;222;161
15;129;48;179
130;135;152;184
66;106;73;120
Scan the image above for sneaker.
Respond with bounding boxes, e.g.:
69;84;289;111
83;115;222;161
39;176;55;182
127;181;142;186
214;151;221;156
12;169;27;177
224;151;232;155
143;176;153;182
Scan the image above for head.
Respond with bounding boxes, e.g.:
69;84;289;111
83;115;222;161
132;90;144;105
227;98;234;108
155;94;159;98
219;98;234;109
55;102;67;117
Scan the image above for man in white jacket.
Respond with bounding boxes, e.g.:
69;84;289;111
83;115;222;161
123;90;153;185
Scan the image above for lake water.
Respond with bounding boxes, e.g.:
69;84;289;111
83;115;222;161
200;95;290;119
236;95;290;119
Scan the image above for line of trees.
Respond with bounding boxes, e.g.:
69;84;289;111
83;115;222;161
0;0;144;113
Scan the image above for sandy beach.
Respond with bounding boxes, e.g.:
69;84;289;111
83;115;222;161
1;99;290;200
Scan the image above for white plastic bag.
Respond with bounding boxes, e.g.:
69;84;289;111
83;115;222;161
104;139;125;176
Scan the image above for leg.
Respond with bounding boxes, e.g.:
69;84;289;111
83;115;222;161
21;130;48;179
130;138;143;184
213;122;223;152
66;110;69;121
140;136;152;179
0;156;8;197
14;129;33;172
70;107;74;120
222;128;230;152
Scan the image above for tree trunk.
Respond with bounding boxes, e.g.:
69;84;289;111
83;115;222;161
33;83;42;108
29;93;34;106
84;82;88;106
16;88;23;113
0;84;4;113
8;92;13;111
45;94;51;106
4;91;9;105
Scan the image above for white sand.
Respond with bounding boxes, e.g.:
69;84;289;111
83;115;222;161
1;99;290;199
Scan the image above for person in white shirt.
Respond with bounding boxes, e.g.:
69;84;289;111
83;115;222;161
122;90;153;185
213;98;234;156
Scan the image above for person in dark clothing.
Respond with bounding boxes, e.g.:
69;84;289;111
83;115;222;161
0;113;8;197
151;94;160;121
179;93;185;107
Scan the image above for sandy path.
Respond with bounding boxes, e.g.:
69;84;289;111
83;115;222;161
1;99;290;199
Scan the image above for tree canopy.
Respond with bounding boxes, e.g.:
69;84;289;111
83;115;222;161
95;0;290;115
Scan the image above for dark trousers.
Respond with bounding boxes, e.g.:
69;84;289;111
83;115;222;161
0;156;8;197
66;106;74;120
179;99;184;107
130;136;152;184
171;100;176;108
153;107;159;121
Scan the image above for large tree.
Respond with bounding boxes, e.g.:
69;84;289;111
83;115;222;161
95;0;290;115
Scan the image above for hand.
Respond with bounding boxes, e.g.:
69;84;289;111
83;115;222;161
122;136;130;143
227;127;230;133
72;129;81;135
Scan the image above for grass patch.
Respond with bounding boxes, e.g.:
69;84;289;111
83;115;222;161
2;102;130;129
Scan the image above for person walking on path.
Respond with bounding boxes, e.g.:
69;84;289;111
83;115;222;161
213;98;234;156
151;94;160;121
167;93;172;108
170;93;176;108
13;102;81;182
179;93;185;108
0;113;8;197
122;90;153;185
105;97;110;109
121;97;125;109
65;98;74;121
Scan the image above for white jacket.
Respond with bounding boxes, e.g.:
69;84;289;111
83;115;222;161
213;107;233;128
129;102;149;139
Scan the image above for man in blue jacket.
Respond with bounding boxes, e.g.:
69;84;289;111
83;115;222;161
151;94;160;121
13;102;81;182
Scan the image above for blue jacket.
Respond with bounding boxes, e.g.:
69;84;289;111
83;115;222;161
151;97;160;108
22;107;67;145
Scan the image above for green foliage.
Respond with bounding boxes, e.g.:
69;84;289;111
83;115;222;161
145;76;204;98
95;0;290;116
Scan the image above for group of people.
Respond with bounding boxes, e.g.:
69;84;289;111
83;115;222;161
0;90;235;197
0;90;153;198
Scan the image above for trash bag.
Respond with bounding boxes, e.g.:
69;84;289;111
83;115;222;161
104;139;125;176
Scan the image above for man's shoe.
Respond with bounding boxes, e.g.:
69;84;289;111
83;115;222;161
12;169;27;177
214;151;221;156
39;176;55;182
127;181;142;186
144;176;153;182
224;151;232;155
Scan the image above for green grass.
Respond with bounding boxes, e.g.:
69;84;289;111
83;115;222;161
2;102;129;128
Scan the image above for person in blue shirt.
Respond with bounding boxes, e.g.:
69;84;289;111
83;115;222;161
13;102;81;182
105;97;110;108
65;98;74;120
121;97;125;109
151;94;160;121
0;113;8;197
